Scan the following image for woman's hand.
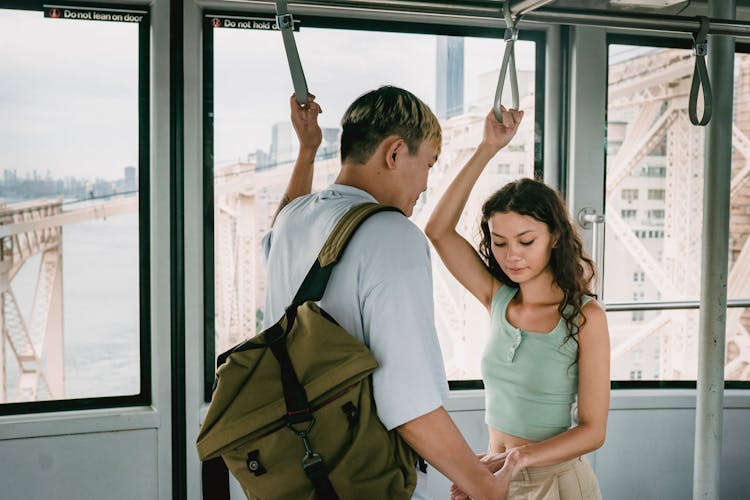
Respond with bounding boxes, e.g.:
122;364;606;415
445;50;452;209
481;106;524;153
448;450;519;499
290;93;323;151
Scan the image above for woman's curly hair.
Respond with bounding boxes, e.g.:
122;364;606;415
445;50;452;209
478;178;596;357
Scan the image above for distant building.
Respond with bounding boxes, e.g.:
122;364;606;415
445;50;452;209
436;36;464;120
3;169;17;186
318;127;340;160
124;166;137;192
270;122;298;165
254;149;271;170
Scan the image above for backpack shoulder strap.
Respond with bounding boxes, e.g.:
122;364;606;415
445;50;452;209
292;202;402;305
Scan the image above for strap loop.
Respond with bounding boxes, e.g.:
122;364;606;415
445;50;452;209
689;16;712;126
494;1;520;121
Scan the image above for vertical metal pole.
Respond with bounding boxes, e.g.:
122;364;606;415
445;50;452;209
543;24;561;188
693;1;735;499
566;26;606;259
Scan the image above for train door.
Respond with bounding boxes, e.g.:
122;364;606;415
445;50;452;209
0;1;177;498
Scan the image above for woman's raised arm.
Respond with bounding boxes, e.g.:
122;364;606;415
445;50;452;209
425;108;523;310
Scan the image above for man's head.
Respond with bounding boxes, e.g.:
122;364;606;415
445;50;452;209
338;86;441;216
340;86;441;165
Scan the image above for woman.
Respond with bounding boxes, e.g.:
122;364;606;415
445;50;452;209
425;107;610;500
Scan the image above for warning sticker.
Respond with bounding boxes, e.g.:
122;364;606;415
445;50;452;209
44;5;147;23
207;15;300;31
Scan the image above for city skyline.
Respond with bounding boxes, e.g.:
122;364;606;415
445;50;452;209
0;165;138;202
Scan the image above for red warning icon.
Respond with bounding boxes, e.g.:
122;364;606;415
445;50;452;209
49;8;61;18
211;17;221;28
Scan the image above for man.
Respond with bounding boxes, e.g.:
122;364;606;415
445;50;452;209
263;86;519;499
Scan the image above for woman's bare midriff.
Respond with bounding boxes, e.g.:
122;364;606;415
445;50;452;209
488;425;537;453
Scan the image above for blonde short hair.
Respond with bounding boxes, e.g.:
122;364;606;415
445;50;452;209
340;86;442;165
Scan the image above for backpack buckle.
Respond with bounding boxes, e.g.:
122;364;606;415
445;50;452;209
302;451;324;472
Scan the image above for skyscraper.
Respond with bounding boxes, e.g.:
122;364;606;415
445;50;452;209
124;166;137;192
270;122;298;165
436;36;464;120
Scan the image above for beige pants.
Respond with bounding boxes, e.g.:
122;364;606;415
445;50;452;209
509;456;602;500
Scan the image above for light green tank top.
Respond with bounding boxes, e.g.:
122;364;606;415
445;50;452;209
481;285;593;442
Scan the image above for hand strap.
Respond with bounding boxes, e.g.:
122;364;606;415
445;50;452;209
494;1;520;120
275;0;309;106
689;16;712;126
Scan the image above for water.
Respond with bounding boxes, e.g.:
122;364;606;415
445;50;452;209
5;210;140;401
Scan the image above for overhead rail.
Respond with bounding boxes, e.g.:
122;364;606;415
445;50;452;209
520;8;750;38
236;1;750;39
507;0;556;18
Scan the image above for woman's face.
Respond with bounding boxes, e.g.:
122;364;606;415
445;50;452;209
488;211;556;284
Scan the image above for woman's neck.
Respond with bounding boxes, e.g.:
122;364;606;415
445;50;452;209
516;271;563;306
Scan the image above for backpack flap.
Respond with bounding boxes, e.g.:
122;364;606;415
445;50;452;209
196;301;378;461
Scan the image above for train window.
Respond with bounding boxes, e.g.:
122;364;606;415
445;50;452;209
0;5;150;412
605;38;750;384
205;14;544;394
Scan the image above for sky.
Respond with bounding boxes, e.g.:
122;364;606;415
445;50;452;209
213;26;537;163
0;7;536;177
0;9;139;181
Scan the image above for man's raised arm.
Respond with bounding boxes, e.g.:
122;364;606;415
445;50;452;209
271;93;323;225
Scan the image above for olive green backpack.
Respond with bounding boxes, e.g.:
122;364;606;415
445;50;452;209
197;203;420;500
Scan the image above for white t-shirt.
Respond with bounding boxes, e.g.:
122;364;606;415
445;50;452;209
263;184;449;431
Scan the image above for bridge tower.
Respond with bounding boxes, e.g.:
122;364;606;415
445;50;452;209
0;199;64;402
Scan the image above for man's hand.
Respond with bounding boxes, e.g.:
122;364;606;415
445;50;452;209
449;449;521;500
480;106;524;153
290;93;322;150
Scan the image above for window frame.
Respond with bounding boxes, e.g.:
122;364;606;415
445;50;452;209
201;9;548;398
605;33;750;389
0;1;152;415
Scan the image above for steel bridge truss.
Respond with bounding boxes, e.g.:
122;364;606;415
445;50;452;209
0;196;137;402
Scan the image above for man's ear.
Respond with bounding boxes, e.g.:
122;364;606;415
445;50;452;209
384;137;405;170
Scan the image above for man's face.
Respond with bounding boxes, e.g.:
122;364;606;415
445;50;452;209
393;142;439;217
